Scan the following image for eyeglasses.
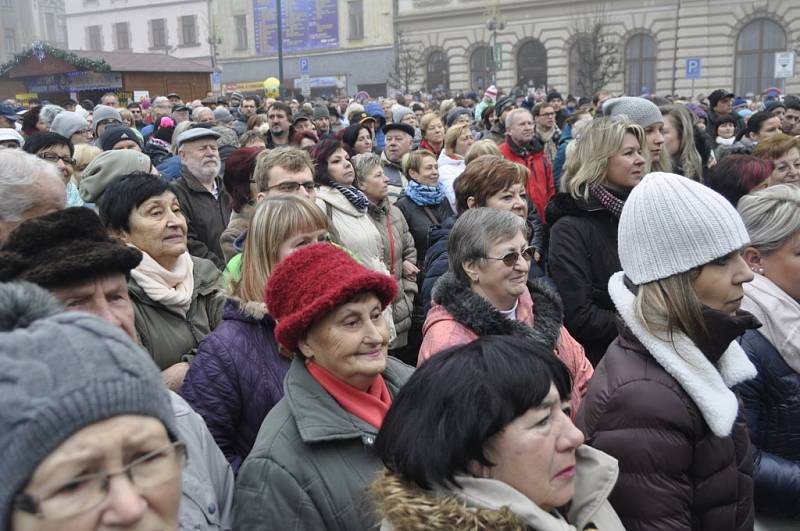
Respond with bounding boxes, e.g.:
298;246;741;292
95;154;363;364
37;153;75;166
268;181;318;193
483;246;536;267
14;441;186;521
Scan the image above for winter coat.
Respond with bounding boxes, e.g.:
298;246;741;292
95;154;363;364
735;329;800;518
157;155;182;181
419;272;593;416
553;122;575;189
143;138;172;168
576;272;757;531
371;445;625;531
170;392;235;530
365;102;387;152
180;299;291;474
172;166;232;269
232;355;414;531
395;194;454;273
382;151;407;204
129;255;225;370
436;150;464;213
366;200;417;349
499;138;554;222
219;202;253;264
546;192;620;365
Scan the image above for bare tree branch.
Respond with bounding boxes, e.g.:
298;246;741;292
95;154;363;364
388;33;424;94
570;6;622;96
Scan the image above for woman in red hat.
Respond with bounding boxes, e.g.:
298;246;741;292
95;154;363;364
233;243;413;531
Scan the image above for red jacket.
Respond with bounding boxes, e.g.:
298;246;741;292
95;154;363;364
499;139;554;222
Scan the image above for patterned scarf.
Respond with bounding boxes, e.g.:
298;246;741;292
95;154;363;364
406;180;446;206
589;184;627;218
330;182;370;213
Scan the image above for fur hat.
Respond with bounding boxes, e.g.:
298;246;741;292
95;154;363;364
265;243;397;353
0;207;142;287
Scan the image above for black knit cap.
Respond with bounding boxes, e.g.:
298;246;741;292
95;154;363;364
0;207;142;287
23;131;74;157
100;124;143;151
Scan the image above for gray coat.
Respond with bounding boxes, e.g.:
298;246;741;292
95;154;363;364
233;355;413;530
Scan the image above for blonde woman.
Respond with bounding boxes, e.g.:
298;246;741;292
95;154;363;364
419;112;445;157
662;105;704;180
72;143;101;188
602;96;671;173
464;138;502;164
181;195;330;473
546;117;646;364
438;122;475;211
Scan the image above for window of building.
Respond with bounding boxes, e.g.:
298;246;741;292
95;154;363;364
234;15;248;50
150;18;167;49
348;0;364;40
114;22;130;50
426;49;449;93
470;45;492;92
569;37;593;97
45;12;57;41
87;25;102;51
735;18;786;95
179;15;198;46
625;33;656;96
4;29;16;58
517;39;547;90
0;0;12;8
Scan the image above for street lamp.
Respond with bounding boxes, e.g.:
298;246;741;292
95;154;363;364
486;16;505;86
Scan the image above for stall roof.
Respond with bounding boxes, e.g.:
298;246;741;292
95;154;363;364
67;50;213;73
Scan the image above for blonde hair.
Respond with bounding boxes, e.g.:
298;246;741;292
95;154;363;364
464;139;501;164
634;271;707;346
563;117;646;199
419;112;442;136
402;149;436;180
253;147;315;192
444;122;471;156
73;144;102;169
663;105;703;180
232;195;330;303
737;184;800;254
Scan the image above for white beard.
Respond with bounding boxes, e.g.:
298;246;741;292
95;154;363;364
186;157;221;183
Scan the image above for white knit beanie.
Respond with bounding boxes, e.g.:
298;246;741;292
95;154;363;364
618;172;751;285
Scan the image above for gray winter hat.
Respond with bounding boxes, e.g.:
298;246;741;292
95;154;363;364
0;281;176;525
91;104;123;134
79;149;153;203
213;107;234;124
602;97;663;129
392;105;413;125
50;111;88;139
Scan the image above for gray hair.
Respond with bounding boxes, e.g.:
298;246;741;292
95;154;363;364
737;184;800;254
152;96;170;106
352;152;382;184
191;106;213;121
448;208;529;285
39;104;64;128
505;108;532;130
0;150;63;224
172;121;196;154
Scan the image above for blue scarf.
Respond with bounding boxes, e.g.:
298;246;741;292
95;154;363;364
406;180;445;207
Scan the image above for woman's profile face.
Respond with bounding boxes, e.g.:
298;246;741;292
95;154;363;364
354;127;373;155
752;117;781;142
750;232;800;303
692;250;754;314
604;133;646;193
482;384;584;512
643;122;665;160
326;148;355;185
662;115;681;158
769;147;800;185
455;128;475;157
358;165;390;204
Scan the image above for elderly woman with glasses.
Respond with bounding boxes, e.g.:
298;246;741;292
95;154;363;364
418;207;592;416
753;134;800;186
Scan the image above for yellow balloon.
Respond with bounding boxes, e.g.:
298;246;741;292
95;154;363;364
263;77;280;98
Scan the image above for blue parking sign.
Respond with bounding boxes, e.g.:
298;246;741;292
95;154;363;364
685;58;701;80
299;57;310;75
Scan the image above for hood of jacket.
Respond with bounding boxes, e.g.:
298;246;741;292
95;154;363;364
429;272;563;352
544;192;607;226
365;102;387;122
371;445;621;531
222;297;270;322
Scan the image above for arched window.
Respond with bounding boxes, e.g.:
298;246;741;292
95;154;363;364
569;37;593;97
426;50;449;93
625;33;656;95
469;45;492;92
517;39;547;90
736;19;786;95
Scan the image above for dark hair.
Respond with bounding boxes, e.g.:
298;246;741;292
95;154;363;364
223;146;265;212
706;155;773;206
98;172;172;232
23;132;74;157
312;138;345;186
736;111;776;141
375;335;572;490
338;123;373;155
21;106;42;137
243;95;261;107
127;102;142;110
784;95;800;112
268;101;292;118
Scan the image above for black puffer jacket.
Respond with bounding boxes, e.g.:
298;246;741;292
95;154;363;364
734;329;800;518
546;192;620;365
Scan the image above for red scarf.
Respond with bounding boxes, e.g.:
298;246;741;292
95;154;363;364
306;361;392;429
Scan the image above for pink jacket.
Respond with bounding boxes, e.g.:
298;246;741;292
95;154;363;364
418;287;593;416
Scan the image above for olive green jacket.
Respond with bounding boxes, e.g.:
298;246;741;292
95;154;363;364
233;355;414;530
129;255;225;369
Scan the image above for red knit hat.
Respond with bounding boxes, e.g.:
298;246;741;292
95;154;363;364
265;243;398;353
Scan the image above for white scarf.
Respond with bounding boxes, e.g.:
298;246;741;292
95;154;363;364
716;136;735;146
741;273;800;374
130;250;194;316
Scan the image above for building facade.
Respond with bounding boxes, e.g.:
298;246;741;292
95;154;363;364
64;0;213;64
397;0;800;98
211;0;394;97
0;0;67;63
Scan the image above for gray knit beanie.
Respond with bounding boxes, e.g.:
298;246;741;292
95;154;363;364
91;104;122;134
79;149;152;203
0;281;176;525
392;105;413;125
50;111;88;139
602;97;663;129
618;172;751;285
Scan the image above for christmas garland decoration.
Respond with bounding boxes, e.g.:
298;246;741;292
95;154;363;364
0;42;111;75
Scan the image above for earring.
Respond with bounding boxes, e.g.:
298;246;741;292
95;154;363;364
758;268;765;274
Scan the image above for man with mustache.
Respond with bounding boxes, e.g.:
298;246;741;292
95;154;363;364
172;128;231;268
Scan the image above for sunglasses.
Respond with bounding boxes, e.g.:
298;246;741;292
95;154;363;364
484;246;536;267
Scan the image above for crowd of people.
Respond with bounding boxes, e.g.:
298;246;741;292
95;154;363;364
0;82;798;531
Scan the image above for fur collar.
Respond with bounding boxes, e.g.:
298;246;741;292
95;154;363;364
608;272;757;436
431;272;563;351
